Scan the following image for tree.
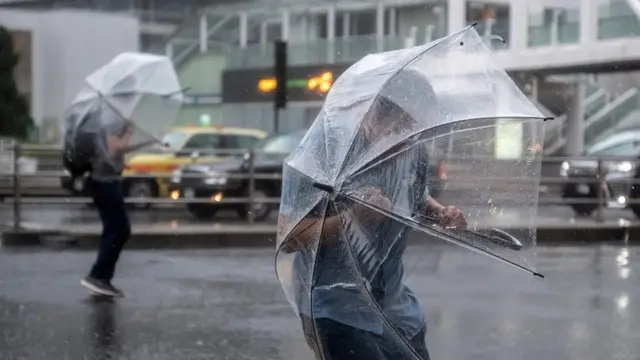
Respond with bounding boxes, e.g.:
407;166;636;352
0;25;33;140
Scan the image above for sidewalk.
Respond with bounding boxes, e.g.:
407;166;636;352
2;216;638;249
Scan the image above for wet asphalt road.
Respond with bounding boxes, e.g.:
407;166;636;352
0;245;639;360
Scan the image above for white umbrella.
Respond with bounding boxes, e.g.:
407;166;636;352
63;52;184;170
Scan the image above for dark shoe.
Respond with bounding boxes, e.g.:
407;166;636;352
81;276;124;297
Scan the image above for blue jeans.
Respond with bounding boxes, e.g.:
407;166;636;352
301;316;431;360
88;179;131;281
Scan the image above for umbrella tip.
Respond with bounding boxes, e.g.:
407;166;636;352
533;272;545;279
312;182;334;194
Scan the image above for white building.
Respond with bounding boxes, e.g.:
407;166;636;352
1;9;139;143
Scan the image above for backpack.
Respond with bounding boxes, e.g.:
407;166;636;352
62;107;96;177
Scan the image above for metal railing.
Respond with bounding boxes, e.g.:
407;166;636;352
543;87;640;154
2;144;640;231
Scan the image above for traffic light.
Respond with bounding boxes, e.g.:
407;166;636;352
307;72;333;93
274;40;287;109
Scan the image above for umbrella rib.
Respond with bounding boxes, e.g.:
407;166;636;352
83;82;177;144
275;165;327;247
306;200;333;358
330;30;458;182
342;192;544;278
346;115;547;180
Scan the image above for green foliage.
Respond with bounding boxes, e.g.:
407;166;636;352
0;25;33;140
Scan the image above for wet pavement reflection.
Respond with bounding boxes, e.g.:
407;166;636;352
0;245;638;360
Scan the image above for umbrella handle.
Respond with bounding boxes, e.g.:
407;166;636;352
418;214;523;251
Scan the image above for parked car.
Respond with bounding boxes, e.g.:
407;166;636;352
170;131;448;221
61;125;267;208
560;130;640;217
170;131;306;220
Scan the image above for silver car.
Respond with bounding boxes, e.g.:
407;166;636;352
560;130;640;217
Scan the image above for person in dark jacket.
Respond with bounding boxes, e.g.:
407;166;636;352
80;101;157;297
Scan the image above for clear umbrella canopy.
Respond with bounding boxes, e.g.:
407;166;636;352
275;25;547;359
63;52;184;166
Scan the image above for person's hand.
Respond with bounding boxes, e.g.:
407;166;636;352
121;123;134;138
435;205;467;231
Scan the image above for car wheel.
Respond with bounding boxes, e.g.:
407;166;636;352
126;181;156;210
237;187;272;221
187;204;218;219
570;204;598;217
629;177;640;219
562;181;599;217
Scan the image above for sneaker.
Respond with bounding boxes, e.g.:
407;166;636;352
81;276;124;297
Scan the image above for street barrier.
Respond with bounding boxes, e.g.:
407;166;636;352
2;141;640;231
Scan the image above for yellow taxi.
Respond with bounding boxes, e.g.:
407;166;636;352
123;126;267;208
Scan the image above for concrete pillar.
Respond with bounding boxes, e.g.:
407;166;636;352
389;7;396;36
425;24;435;43
566;81;586;155
580;0;597;44
342;12;350;38
259;21;268;58
301;15;309;41
509;0;527;50
282;10;290;41
550;9;559;45
327;5;336;63
260;21;268;45
376;2;385;52
530;76;539;101
530;76;539;150
199;14;208;53
447;0;465;34
239;12;248;48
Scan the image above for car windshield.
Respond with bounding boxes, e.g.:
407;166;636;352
256;132;306;154
161;131;190;150
584;132;640;157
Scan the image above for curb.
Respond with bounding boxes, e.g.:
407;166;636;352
2;226;638;249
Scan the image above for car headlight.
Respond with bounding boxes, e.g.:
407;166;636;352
203;171;228;185
171;169;182;183
560;161;570;177
615;161;634;173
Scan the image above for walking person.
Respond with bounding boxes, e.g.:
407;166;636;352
61;53;184;298
80;103;156;297
279;71;467;359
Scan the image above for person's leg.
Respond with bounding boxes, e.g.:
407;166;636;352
82;180;128;296
408;327;431;360
100;181;131;281
302;317;386;360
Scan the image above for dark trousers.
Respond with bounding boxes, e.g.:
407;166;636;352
88;179;131;281
301;316;431;360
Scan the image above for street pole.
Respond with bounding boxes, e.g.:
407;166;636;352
274;40;287;135
273;106;280;134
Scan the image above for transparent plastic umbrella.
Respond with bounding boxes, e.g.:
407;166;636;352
275;26;548;359
63;52;184;167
